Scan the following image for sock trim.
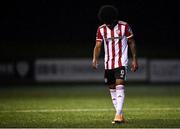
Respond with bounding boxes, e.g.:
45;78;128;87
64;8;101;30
116;85;124;90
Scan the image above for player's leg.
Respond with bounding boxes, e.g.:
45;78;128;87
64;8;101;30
104;70;117;110
109;84;117;110
113;67;126;123
113;79;125;123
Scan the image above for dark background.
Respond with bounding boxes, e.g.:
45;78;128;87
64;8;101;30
0;0;179;60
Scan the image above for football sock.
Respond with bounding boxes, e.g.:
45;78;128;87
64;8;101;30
109;89;117;110
116;85;125;115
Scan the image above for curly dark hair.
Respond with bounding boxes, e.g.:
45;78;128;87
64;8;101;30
98;5;119;24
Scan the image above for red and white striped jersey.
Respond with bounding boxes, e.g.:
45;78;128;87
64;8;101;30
96;21;134;70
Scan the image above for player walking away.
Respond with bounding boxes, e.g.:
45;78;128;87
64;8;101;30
92;5;138;124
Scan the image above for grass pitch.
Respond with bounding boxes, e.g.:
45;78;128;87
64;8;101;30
0;84;180;128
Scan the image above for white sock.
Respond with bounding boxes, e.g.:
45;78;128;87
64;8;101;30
109;89;117;110
116;85;125;115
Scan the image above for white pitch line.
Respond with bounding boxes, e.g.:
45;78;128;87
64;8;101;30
125;107;180;111
0;108;180;113
0;109;114;113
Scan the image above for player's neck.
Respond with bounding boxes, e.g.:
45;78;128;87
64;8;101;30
106;20;118;29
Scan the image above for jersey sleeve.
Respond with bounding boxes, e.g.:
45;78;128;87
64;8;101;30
125;23;134;39
96;27;103;42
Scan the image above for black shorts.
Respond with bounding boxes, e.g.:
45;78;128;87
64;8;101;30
104;66;127;85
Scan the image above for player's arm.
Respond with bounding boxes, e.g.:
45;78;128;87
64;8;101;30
92;41;102;69
128;37;138;72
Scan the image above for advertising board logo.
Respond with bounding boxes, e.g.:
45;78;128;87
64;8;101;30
16;61;29;78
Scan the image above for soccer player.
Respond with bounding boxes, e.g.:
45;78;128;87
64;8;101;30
92;5;138;124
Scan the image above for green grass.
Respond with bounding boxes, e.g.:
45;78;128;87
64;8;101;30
0;84;180;128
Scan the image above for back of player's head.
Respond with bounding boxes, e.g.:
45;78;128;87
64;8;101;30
98;5;119;24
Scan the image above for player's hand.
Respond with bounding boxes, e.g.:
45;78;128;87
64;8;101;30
131;59;138;72
92;59;98;69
